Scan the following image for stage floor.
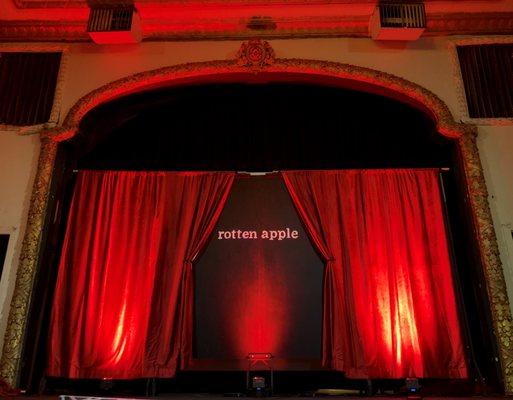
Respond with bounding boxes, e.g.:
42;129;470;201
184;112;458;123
12;396;513;400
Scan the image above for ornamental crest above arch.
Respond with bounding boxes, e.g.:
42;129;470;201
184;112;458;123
236;39;276;71
40;39;471;142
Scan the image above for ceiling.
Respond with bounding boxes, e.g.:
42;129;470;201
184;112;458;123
1;0;512;41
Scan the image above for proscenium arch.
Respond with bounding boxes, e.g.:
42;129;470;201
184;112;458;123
45;59;471;142
1;56;512;394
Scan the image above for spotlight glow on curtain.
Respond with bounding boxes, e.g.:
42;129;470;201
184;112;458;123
47;170;234;379
48;168;467;380
282;169;467;378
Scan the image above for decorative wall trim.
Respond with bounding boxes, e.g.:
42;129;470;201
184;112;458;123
0;138;57;386
458;131;513;391
426;13;513;36
0;43;70;135
448;36;513;126
237;39;276;71
12;0;84;7
2;3;513;42
42;48;470;142
1;39;512;395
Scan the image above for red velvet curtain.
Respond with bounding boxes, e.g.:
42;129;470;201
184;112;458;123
282;169;467;378
47;170;234;379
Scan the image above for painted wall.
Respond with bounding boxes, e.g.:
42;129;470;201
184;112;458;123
0;37;512;360
478;126;513;305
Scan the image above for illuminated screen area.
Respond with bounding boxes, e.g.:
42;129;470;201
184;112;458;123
194;174;324;362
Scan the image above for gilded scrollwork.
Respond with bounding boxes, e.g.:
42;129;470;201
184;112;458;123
2;40;513;393
0;138;58;386
237;39;275;71
459;132;513;392
44;50;468;142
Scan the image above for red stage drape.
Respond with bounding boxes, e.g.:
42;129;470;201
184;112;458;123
282;169;467;378
47;170;234;379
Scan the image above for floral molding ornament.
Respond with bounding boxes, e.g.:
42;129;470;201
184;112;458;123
1;39;513;394
237;39;275;71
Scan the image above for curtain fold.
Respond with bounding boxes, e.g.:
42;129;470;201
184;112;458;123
48;168;467;380
282;169;467;378
47;170;234;379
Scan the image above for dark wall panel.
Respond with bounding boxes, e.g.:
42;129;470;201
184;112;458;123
0;52;61;125
457;44;513;118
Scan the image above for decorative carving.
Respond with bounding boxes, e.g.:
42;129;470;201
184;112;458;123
427;13;513;36
3;47;513;394
2;1;513;41
12;0;85;7
459;132;513;393
0;138;58;386
42;57;468;142
237;39;275;71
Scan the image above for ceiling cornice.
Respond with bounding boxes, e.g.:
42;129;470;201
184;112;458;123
426;12;513;35
1;0;513;41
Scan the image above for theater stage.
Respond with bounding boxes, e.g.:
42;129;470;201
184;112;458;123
14;84;504;397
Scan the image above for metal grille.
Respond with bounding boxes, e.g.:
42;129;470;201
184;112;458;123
379;3;426;28
0;52;61;126
87;6;133;32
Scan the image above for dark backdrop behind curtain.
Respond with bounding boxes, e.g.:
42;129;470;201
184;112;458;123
48;168;467;379
282;169;467;378
47;170;234;379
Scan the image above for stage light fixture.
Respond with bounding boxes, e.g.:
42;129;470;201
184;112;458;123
405;377;420;393
246;353;274;396
247;352;273;360
252;376;266;390
99;377;114;391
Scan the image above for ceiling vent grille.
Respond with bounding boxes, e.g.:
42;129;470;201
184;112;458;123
370;3;426;41
380;3;425;29
87;6;134;32
87;5;141;44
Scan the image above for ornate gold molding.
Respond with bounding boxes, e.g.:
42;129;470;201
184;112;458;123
0;138;57;386
426;13;513;36
237;39;275;71
458;131;513;392
2;40;513;394
2;2;513;41
42;49;467;142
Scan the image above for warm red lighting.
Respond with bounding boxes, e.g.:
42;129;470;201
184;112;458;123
232;250;288;358
247;353;273;360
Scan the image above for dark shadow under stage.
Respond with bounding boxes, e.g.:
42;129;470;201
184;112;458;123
13;395;513;400
29;373;503;400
